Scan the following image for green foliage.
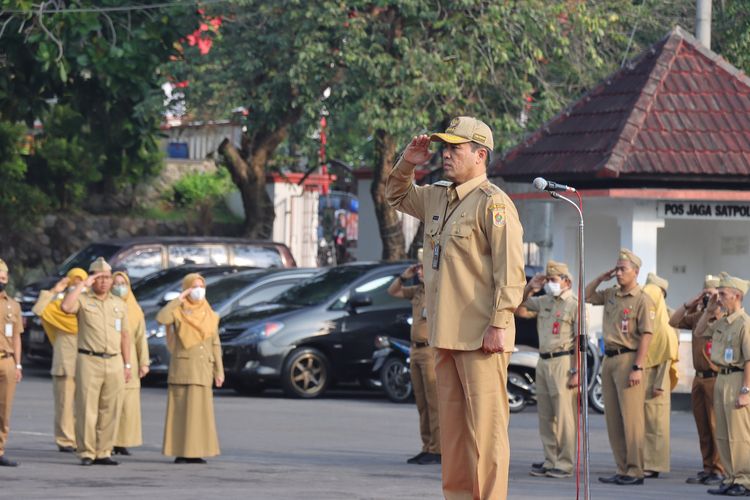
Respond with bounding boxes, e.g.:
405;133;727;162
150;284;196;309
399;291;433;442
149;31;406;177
172;169;233;208
0;122;47;228
714;0;750;74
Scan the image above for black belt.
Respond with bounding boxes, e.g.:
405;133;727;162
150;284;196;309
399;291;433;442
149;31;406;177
78;349;118;359
719;366;744;375
539;349;574;360
695;370;718;378
604;347;637;357
412;341;429;348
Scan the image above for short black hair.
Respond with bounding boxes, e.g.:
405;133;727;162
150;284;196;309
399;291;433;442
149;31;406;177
469;142;491;167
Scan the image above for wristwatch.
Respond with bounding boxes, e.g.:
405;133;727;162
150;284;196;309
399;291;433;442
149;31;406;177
631;364;643;371
568;368;578;376
125;363;132;369
740;386;750;395
15;364;22;370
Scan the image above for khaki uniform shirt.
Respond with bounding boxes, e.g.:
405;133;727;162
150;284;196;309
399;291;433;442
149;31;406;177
68;291;128;355
587;285;654;350
386;158;526;351
676;309;715;372
521;289;578;354
709;308;750;369
33;290;78;376
402;284;428;343
0;292;23;354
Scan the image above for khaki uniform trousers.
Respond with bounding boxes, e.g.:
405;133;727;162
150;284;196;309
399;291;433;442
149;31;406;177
53;376;76;448
714;372;750;488
643;365;671;472
436;348;510;500
0;357;17;456
692;375;723;474
75;355;124;460
536;354;577;473
601;351;646;478
411;345;440;454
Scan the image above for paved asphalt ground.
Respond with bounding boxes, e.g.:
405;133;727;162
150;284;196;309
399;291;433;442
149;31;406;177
1;367;721;499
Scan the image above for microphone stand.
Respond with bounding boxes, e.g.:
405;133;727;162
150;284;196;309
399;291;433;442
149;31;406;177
550;191;590;500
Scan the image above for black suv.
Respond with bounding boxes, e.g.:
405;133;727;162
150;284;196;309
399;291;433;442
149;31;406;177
220;262;412;398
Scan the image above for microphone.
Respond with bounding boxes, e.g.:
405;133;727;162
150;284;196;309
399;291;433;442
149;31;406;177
533;177;576;193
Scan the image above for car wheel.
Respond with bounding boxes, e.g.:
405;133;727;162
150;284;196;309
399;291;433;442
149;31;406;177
381;356;412;403
589;374;605;414
281;347;330;399
507;370;528;413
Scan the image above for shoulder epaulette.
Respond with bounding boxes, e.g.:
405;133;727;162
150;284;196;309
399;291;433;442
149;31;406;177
479;181;501;196
432;180;453;187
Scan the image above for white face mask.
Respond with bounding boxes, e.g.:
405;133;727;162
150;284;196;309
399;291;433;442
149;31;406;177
111;285;127;298
544;281;562;297
189;287;206;301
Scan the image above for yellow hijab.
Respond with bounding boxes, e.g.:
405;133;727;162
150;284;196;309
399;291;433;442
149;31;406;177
173;273;219;350
113;271;145;334
40;268;88;343
643;283;680;389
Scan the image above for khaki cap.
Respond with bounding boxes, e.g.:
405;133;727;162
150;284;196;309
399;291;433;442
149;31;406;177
0;258;7;273
618;248;642;269
430;116;494;150
718;271;749;295
546;260;570;278
88;257;112;273
646;272;669;293
704;274;720;289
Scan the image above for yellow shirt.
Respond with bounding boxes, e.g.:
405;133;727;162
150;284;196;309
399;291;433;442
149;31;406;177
386;157;526;351
587;285;654;350
401;284;428;344
69;291;128;355
0;292;23;354
709;308;750;369
521;289;578;354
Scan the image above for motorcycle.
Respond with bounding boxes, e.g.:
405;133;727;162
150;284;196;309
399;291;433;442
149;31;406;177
372;336;412;403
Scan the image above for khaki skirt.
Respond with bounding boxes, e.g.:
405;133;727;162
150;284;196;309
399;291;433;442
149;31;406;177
115;387;143;447
162;384;220;458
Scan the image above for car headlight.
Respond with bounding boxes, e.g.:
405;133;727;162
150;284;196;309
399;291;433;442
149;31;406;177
236;322;284;343
148;324;166;339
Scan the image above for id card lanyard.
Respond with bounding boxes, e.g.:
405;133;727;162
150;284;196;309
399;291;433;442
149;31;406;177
432;191;470;270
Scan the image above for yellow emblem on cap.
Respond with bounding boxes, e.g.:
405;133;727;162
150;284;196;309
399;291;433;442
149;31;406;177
489;203;505;227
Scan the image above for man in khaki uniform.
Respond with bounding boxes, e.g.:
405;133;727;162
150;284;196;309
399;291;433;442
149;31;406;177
641;272;678;478
669;274;725;485
61;257;132;466
516;260;579;479
387;254;440;465
32;267;88;452
585;249;654;486
698;273;750;496
386;116;526;500
0;258;23;467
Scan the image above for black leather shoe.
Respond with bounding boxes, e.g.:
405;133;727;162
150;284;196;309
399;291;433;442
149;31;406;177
80;458;94;466
703;473;726;485
0;456;18;467
615;475;644;485
93;457;119;465
644;470;659;479
416;453;441;465
687;471;709;484
187;458;207;464
174;457;189;464
58;445;76;453
532;461;545;469
708;483;733;495
407;452;427;464
598;474;622;484
724;484;750;497
529;466;549;477
113;446;131;456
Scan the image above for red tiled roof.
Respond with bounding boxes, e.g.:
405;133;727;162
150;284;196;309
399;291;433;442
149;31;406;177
490;27;750;185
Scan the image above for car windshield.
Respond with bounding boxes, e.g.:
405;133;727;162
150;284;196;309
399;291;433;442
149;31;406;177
274;266;368;306
131;268;199;302
58;244;120;275
205;271;267;306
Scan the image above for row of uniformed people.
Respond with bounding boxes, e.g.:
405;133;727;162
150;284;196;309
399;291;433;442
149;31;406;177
0;257;223;466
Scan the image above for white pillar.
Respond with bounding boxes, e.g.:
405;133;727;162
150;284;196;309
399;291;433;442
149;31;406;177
618;201;663;278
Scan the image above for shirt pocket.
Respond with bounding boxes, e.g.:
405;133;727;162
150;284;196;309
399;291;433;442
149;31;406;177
82;303;103;330
444;222;474;260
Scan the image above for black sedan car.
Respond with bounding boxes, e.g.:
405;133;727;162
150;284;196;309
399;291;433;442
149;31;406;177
220;262;413;398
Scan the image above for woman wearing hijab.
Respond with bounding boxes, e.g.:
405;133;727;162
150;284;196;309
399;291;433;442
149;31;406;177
111;271;149;456
156;273;223;464
32;267;88;453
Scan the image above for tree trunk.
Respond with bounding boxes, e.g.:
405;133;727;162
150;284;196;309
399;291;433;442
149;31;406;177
371;130;406;261
219;138;275;239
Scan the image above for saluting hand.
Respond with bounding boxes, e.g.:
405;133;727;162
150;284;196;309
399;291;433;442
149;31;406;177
599;268;616;282
402;135;432;166
528;274;546;292
481;326;506;354
84;272;103;288
52;277;70;294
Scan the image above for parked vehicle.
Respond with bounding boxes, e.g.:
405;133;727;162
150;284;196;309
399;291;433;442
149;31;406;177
507;347;540;413
219;262;413;398
147;267;319;376
372;336;412;403
23;264;252;365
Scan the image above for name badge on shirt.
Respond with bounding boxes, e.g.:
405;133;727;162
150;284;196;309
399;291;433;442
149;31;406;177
4;323;12;337
724;347;734;364
115;318;122;333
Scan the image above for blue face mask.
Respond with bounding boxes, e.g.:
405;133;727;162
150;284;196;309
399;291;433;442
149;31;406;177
112;285;128;298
